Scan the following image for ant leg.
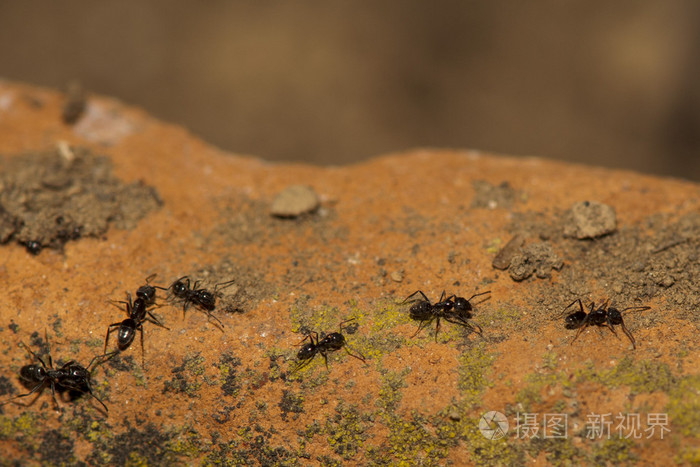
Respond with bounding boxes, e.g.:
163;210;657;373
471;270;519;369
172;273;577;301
402;290;430;304
619;322;637;350
620;306;651;314
604;318;619;338
411;319;432;338
49;382;61;412
107;299;130;315
144;272;158;284
297;332;319;346
86;350;118;372
297;333;313;345
321;351;329;371
555;299;584;320
18;341;41;362
434;317;442;342
138;325;145;367
343;345;366;364
571;312;592;345
445;316;482;336
19;341;52;373
206;311;225;332
103;323;122;354
466;290;492;302
438;290;447;303
43;329;54;369
214;279;236;293
87;387;109;412
462;319;483;336
291;356;314;374
0;381;47;408
145;311;170;330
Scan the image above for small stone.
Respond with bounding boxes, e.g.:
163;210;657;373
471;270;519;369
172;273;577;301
492;234;525;270
62;81;86;125
563;200;617;239
390;271;404;282
660;275;675;288
270;185;320;218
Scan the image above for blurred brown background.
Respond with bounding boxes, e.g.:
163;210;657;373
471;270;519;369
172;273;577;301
1;1;699;180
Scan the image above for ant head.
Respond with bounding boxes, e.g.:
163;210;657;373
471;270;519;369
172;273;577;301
453;297;473;313
172;281;189;297
196;289;216;308
136;285;156;304
607;308;623;324
324;332;346;350
67;363;89;381
59;363;92;393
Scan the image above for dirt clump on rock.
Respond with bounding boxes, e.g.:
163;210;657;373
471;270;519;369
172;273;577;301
0;144;161;254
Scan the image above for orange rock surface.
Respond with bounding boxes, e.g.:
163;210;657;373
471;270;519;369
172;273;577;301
0;81;697;465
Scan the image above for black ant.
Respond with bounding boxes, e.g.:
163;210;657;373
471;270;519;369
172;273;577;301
292;319;366;373
560;299;650;349
158;276;235;330
25;240;43;255
135;273;160;307
402;290;490;341
104;292;170;365
0;331;114;412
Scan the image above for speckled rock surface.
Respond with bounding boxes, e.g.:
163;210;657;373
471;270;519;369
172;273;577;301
0;81;698;466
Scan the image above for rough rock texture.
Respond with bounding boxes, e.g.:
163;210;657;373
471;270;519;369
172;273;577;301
0;81;698;466
563;200;617;239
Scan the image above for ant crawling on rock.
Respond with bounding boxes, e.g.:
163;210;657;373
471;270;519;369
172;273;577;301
402;290;490;341
135;273;160;307
0;331;114;412
105;292;170;366
559;299;650;349
158;276;236;330
292;319;366;373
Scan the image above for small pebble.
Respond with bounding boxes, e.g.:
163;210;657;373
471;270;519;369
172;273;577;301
270;185;320;218
492;234;524;270
390;271;404;282
563;200;617;239
660;275;675;288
